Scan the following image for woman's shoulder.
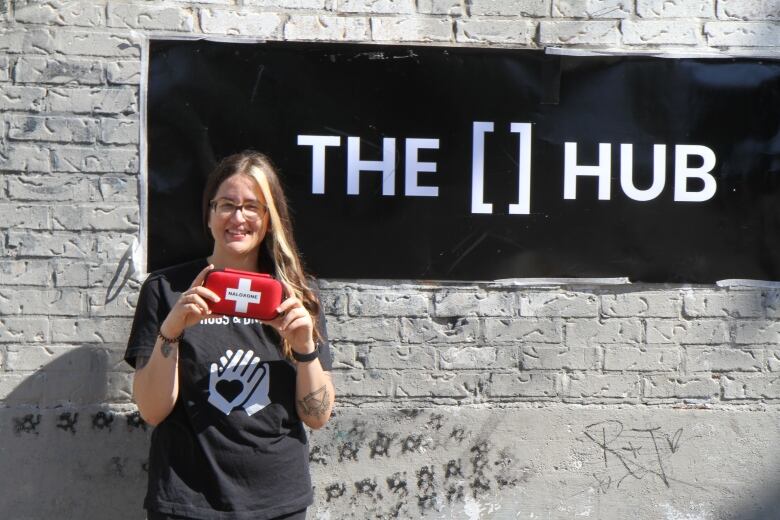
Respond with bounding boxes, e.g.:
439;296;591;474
144;258;208;291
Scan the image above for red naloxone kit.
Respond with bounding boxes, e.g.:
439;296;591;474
203;268;283;321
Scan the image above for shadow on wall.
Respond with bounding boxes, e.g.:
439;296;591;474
0;346;149;520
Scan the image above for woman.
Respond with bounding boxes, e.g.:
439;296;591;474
125;151;335;520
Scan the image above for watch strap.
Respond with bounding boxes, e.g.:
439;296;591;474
292;344;319;363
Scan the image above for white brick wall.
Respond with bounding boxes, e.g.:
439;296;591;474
2;2;780;519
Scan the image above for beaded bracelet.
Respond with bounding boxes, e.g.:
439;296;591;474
157;329;184;344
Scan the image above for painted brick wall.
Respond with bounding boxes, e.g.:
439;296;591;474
1;1;779;519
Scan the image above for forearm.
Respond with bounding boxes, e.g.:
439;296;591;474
295;358;334;429
133;336;180;426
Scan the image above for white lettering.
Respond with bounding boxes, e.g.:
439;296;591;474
347;136;396;196
674;145;717;202
404;138;439;197
471;121;494;214
564;142;612;200
225;278;262;313
297;135;341;194
509;122;532;214
620;144;666;202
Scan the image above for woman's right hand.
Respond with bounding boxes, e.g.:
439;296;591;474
159;264;221;338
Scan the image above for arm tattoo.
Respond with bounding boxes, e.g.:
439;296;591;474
161;341;175;358
135;355;150;370
298;385;330;418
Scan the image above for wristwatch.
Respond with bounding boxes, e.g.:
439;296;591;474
292;344;319;363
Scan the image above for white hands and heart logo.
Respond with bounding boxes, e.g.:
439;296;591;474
207;349;270;416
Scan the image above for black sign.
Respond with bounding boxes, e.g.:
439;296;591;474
147;40;780;282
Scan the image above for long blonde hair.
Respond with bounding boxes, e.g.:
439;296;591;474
202;151;322;359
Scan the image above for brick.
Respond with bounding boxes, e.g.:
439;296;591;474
604;346;681;371
644;376;719;399
683;291;764;318
5;345;75;371
200;9;285;36
51;317;132;343
622;20;702;45
371;17;453;42
522;345;599;370
0;85;46;111
765;290;780;319
0;260;50;286
646;319;729;345
5;28;141;57
46;86;137;114
402;317;479;344
687;347;763;372
246;0;328;7
0;372;44;404
284;15;370;41
92;176;139;202
487;372;556;397
637;0;715;18
0;55;8;81
328;317;400;342
0;204;49;229
8;115;99;143
0;288;82;315
735;321;780;345
53;260;89;287
349;290;429;316
439;346;515;370
0;317;48;342
397;371;477;398
433;289;516;317
522;292;598;317
765;348;780;372
108;4;195;31
6;230;92;259
338;0;414;14
553;0;631;18
51;146;139;174
94;232;137;261
565;319;641;347
705;22;780;46
15;56;103;84
0;144;51;172
485;318;562;343
565;373;640;398
470;0;550;16
329;342;359;369
418;0;462;15
332;370;394;397
7;174;90;201
722;374;780;399
456;19;535;45
88;290;138;318
106;60;141;85
318;290;347;316
51;205;139;231
14;0;105;26
717;0;780;20
601;292;680;318
105;371;134;403
361;345;436;369
539;20;620;45
99;118;139;145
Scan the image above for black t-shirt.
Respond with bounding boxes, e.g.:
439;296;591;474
124;258;332;520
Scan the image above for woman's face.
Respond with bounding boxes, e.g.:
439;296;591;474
207;173;269;260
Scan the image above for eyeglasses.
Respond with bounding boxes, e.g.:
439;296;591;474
210;199;267;222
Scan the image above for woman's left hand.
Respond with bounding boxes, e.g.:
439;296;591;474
266;285;315;355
